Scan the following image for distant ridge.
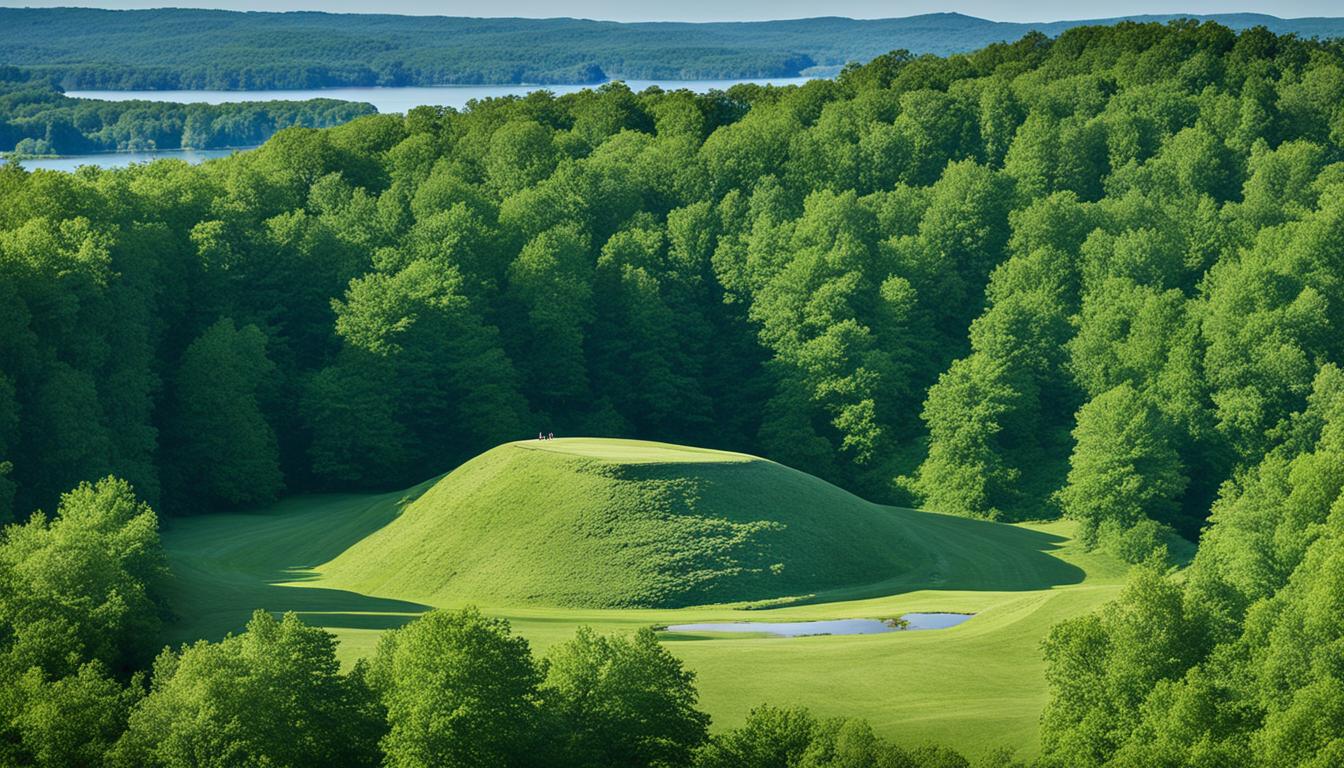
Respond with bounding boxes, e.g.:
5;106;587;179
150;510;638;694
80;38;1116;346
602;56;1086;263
2;7;1343;90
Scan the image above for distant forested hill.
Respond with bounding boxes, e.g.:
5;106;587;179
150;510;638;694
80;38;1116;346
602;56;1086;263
2;8;1344;89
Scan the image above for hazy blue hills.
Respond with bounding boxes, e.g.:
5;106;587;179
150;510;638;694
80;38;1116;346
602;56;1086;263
2;8;1344;89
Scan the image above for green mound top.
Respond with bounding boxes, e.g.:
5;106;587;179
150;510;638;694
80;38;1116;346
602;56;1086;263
522;438;757;464
316;439;930;608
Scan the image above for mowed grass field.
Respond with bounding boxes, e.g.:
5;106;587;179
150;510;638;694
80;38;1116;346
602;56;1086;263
161;438;1131;757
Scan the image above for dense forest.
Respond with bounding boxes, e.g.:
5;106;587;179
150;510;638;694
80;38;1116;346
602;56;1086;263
3;18;1344;766
0;73;375;155
4;8;1344;89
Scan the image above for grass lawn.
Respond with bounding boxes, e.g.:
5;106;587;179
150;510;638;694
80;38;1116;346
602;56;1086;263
160;438;1130;758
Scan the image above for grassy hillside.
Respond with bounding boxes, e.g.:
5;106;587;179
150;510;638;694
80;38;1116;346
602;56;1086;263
318;438;935;607
159;438;1126;755
4;9;1344;89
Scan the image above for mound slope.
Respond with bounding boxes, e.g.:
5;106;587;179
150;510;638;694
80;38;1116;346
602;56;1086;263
316;438;932;608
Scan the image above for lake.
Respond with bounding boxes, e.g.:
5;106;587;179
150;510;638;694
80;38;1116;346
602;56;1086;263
18;77;813;171
12;147;248;172
65;77;815;114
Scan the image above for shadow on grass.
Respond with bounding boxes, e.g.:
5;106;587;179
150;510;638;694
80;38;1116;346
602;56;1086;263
161;482;438;646
889;507;1087;590
749;508;1089;609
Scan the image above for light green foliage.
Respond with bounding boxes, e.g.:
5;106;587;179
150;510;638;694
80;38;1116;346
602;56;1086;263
1040;562;1201;767
1191;366;1344;629
3;661;139;768
372;607;540;768
1058;384;1188;560
1004;111;1107;201
696;705;818;768
0;476;165;675
913;356;1024;519
0;477;163;768
1201;202;1339;462
1041;365;1344;766
889;160;1014;342
486;120;560;197
696;705;974;768
116;610;383;768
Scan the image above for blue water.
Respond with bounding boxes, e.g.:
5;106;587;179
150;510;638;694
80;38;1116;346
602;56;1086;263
903;612;975;630
664;613;974;636
65;77;814;115
12;147;247;172
21;77;814;172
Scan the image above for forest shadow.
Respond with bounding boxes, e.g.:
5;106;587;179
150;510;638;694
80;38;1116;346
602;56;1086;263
750;508;1089;609
162;482;438;645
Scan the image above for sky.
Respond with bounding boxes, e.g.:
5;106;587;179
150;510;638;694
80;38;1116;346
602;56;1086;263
7;1;1344;22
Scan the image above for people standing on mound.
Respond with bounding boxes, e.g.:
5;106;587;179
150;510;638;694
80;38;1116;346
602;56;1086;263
537;431;556;440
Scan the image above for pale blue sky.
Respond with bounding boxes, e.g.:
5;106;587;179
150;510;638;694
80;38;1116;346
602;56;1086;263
9;1;1344;23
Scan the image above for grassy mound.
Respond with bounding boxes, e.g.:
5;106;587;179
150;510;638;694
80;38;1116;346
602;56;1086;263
316;438;932;608
163;439;1112;754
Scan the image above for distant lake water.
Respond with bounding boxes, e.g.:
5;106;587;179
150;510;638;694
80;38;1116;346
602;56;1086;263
12;147;248;172
17;78;813;171
65;77;815;114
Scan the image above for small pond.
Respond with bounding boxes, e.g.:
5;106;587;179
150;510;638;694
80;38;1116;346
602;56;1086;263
664;613;973;637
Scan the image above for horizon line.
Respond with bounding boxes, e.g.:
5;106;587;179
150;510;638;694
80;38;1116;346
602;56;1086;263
3;6;1341;25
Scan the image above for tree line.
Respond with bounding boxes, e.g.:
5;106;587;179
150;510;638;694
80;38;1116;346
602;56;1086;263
0;73;376;156
3;19;1344;763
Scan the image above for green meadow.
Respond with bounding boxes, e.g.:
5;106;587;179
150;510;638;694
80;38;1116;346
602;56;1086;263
162;438;1129;756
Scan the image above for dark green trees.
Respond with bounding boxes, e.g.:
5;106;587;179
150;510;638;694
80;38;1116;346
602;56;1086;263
913;248;1076;520
164;319;282;509
7;18;1344;766
370;607;710;768
316;259;527;484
